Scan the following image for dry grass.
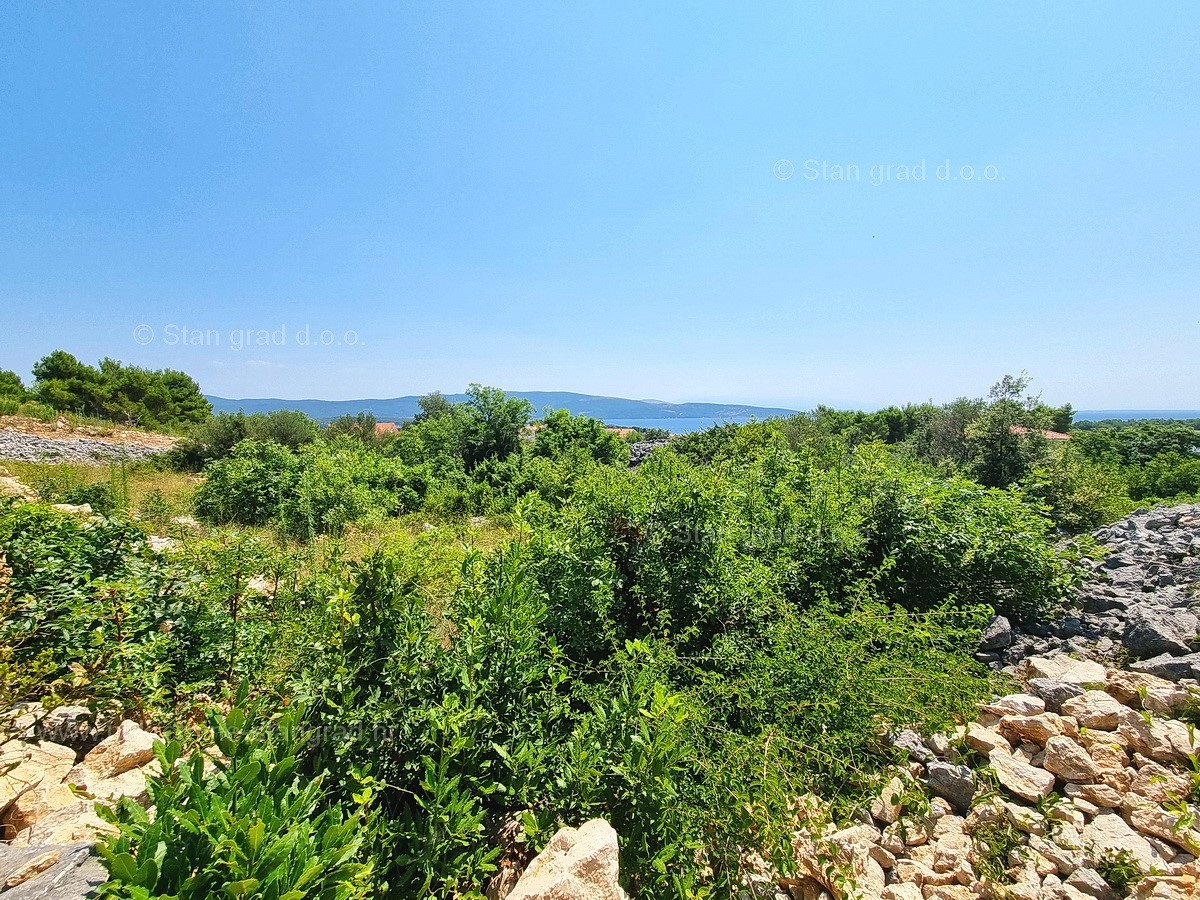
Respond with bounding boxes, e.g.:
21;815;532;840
3;460;197;517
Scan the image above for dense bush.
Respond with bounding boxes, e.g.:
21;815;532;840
0;502;288;716
169;410;320;469
0;369;28;400
2;371;1149;899
30;350;211;429
194;440;300;527
194;438;429;536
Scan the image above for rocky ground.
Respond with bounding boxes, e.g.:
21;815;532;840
628;439;670;466
0;419;173;465
983;505;1200;680
0;711;160;898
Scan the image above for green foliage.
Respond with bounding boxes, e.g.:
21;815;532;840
279;439;428;538
298;549;572;896
1094;848;1145;896
97;693;372;900
169;410;320;470
194;441;300;527
1075;420;1200;467
325;412;380;444
0;369;28;400
461;384;533;470
971;820;1023;882
0;501;180;712
1022;445;1135;532
4;370;1127;899
532;409;629;466
31;350;211;429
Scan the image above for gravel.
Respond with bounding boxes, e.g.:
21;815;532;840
0;429;167;464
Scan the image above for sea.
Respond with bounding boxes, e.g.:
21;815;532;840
612;410;1200;435
608;416;766;434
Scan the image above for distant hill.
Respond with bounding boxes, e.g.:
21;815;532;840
1074;410;1200;421
205;391;800;424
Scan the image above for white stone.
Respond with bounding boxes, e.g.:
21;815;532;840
509;819;627;900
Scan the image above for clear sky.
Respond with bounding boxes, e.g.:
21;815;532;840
2;2;1197;409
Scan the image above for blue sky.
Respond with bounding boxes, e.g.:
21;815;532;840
2;2;1197;409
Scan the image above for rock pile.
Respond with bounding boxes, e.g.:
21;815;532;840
0;429;167;465
627;440;670;467
0;715;162;898
984;505;1200;678
779;655;1199;900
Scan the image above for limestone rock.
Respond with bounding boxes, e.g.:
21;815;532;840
1123;606;1199;659
1024;656;1107;686
989;747;1056;802
1060;692;1124;730
508;819;627;900
964;723;1009;756
982;694;1045;716
979;615;1013;651
74;720;156;778
0;842;105;900
1129;653;1200;683
1105;670;1188;716
1081;811;1170;872
1063;782;1123;809
1129;761;1191;804
1043;735;1102;784
1029;678;1087;713
925;762;975;813
1122;802;1200;854
10;799;113;847
0;740;75;825
870;776;905;825
999;712;1078;746
1065;866;1118;900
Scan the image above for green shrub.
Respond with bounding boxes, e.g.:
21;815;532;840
278;440;428;538
194;440;300;526
1022;446;1134;533
97;694;372;899
0;502;180;712
297;549;572;896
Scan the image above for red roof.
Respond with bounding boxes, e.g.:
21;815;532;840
374;422;399;435
1010;425;1071;440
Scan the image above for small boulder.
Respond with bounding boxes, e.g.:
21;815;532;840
979;615;1013;651
982;694;1045;716
508;819;627;900
1042;735;1102;784
924;762;975;813
1081;812;1169;873
989;747;1055;803
1028;679;1086;714
1061;692;1124;730
1024;656;1107;686
74;721;156;779
1122;606;1199;659
1129;653;1200;682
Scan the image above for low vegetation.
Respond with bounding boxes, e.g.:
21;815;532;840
2;363;1198;897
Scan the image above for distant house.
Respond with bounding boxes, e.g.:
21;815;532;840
1010;425;1071;440
605;426;636;439
375;421;399;436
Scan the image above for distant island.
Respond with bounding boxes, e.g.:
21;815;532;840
206;392;1200;430
205;391;801;427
